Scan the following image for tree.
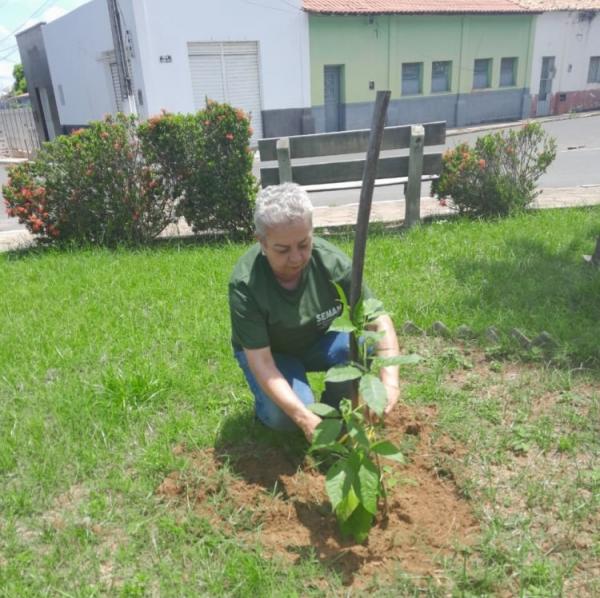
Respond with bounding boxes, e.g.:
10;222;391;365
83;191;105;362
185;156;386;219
12;64;27;95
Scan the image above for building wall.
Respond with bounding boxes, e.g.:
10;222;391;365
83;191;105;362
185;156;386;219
309;14;535;130
42;1;116;127
530;11;600;115
41;0;310;136
124;0;311;136
15;24;62;141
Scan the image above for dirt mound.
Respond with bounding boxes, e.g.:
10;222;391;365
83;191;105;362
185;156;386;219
157;404;478;586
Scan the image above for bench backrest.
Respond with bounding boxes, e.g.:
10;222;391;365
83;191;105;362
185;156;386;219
258;121;446;188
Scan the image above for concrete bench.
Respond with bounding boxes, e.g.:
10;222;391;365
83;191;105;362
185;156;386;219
257;121;446;227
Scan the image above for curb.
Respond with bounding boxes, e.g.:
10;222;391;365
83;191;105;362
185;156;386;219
446;109;600;137
3;187;600;253
0;157;28;165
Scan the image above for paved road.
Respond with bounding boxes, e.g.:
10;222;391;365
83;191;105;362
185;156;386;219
306;113;600;207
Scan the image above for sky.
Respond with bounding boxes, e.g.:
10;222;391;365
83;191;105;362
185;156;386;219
0;0;89;94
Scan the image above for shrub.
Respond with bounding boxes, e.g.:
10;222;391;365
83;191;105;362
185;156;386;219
139;101;257;238
2;114;177;246
431;122;557;217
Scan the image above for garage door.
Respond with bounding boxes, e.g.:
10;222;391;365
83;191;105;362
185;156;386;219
188;41;263;144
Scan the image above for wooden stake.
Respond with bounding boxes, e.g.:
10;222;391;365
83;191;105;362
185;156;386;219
349;90;391;407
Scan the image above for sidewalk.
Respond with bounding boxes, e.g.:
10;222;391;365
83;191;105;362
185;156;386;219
2;185;600;253
312;185;600;228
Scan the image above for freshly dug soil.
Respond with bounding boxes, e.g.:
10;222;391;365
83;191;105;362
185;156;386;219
157;404;478;586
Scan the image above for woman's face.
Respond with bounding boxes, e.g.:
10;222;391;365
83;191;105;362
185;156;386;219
260;219;313;286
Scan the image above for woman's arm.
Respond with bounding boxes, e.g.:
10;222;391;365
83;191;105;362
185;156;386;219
369;314;401;416
244;346;321;440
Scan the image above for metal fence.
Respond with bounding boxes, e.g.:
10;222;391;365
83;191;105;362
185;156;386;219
0;102;40;159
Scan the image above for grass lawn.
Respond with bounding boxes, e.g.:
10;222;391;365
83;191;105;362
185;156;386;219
0;207;598;596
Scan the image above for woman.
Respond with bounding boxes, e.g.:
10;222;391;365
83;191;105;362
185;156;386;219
229;183;401;441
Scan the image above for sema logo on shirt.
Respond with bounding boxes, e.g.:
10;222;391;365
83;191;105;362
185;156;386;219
315;304;343;329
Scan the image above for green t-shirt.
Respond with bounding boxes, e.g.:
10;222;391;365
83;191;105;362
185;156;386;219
229;236;372;357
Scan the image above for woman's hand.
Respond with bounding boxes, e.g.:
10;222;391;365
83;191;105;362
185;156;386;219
299;410;322;442
383;382;400;416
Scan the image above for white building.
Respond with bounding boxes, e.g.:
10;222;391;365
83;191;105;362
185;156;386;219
520;1;600;116
40;0;312;142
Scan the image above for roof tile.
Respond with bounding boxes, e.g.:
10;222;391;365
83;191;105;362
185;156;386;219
303;0;531;14
515;0;600;9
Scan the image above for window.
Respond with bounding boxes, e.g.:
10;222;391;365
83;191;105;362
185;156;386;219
473;58;492;89
402;62;422;95
431;61;451;93
588;56;600;83
500;57;517;87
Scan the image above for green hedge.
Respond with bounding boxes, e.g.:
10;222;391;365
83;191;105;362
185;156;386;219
2;101;257;246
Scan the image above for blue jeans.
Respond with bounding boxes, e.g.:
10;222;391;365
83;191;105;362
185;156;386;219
235;331;351;432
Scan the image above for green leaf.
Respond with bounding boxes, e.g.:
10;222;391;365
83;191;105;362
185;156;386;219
308;403;340;418
325;459;348;511
356;456;380;515
359;374;387;416
312;418;343;448
371;440;405;463
339;503;374;543
328;314;357;334
347;419;370;449
324;442;349;456
332;281;349;313
363;298;386;320
351;295;364;329
328;281;356;333
325;364;363;383
336;486;360;522
339;398;354;423
375;354;422;367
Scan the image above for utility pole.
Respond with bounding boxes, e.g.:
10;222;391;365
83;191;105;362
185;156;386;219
106;0;137;115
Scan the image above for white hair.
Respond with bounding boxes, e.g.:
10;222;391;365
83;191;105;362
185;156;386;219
254;183;313;239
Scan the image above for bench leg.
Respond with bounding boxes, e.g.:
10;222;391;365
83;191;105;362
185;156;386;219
405;125;424;228
276;137;292;184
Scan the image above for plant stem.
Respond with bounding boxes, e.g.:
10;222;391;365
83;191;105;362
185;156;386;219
373;448;389;518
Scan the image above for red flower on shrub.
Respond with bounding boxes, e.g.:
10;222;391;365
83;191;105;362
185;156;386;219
147;115;162;128
478;159;486;170
225;133;234;141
